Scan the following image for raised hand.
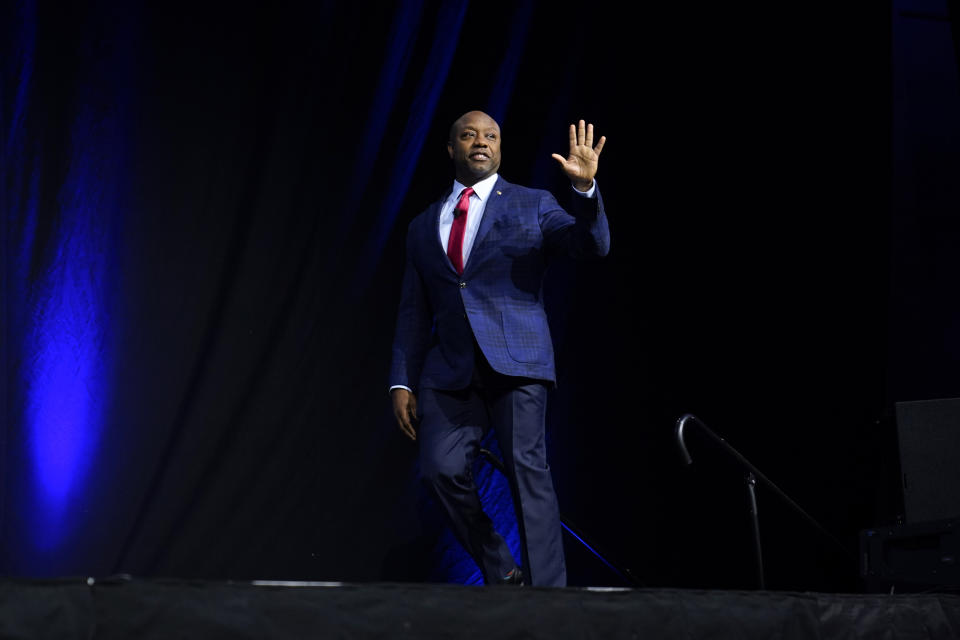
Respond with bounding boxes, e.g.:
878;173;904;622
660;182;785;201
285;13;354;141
551;119;606;191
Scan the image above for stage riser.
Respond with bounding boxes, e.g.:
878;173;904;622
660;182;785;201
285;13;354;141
1;580;958;639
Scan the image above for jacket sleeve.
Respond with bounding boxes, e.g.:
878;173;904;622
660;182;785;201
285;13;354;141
388;225;432;391
538;183;610;259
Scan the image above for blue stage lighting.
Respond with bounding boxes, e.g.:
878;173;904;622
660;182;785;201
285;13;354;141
23;149;114;551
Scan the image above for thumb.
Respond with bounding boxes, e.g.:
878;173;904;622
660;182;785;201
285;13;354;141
550;153;566;165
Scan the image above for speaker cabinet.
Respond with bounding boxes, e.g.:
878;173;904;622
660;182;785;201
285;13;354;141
895;397;960;524
860;518;960;592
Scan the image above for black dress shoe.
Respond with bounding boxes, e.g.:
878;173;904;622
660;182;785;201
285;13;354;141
498;568;524;585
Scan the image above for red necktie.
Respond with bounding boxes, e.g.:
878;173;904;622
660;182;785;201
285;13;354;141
447;187;474;275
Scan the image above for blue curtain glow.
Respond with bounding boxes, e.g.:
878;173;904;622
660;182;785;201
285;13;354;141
485;0;533;124
7;0;131;562
340;0;425;236
355;0;470;290
23;134;116;551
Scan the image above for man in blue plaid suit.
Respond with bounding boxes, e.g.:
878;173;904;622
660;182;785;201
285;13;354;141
389;111;609;587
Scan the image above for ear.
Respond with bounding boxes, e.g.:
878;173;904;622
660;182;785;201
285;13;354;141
446;143;453;159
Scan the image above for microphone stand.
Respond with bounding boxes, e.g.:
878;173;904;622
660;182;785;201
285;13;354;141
675;413;851;589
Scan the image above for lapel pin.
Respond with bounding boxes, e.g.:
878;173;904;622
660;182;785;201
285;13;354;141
496;191;502;195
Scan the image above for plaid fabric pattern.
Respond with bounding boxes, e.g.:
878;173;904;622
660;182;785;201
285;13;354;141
390;177;609;391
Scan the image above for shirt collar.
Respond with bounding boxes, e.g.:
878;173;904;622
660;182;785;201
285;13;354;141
452;173;498;203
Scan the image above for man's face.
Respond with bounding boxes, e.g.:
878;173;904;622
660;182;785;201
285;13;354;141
447;111;502;185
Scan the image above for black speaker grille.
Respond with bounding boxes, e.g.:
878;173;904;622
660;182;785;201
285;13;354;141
895;397;960;523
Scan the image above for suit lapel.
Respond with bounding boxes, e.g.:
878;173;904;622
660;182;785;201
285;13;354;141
468;176;509;269
430;187;456;273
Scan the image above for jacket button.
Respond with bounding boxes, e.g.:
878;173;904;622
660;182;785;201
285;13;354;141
458;281;467;289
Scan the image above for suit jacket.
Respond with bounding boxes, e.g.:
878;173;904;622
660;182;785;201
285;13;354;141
389;176;610;391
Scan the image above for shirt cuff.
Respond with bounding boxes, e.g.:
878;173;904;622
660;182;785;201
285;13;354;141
572;179;596;198
389;385;413;395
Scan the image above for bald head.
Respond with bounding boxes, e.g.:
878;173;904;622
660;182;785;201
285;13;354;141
447;111;502;186
448;111;500;143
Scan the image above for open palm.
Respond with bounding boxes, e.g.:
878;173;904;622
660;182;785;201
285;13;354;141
551;120;606;190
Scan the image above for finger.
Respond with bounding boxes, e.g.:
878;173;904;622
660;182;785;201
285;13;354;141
550;153;567;166
594;135;606;156
577;119;586;146
567;124;576;152
395;412;409;437
585;123;594;149
396;410;416;440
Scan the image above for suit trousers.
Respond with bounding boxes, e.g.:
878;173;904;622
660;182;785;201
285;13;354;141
417;347;566;587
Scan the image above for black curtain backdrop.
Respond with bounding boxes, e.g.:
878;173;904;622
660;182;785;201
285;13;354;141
1;0;908;591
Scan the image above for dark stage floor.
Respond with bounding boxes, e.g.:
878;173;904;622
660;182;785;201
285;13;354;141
1;577;958;639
